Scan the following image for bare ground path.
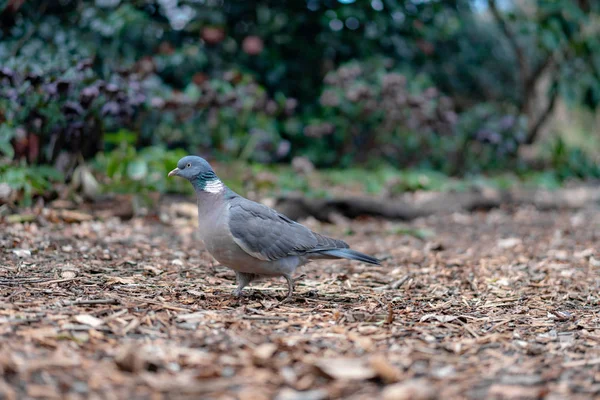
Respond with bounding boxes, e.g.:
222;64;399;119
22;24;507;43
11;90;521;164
1;203;600;399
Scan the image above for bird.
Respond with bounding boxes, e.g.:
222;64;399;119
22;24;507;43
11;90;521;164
168;155;380;300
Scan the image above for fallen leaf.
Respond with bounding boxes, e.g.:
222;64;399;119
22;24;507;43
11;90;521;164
106;276;135;285
12;249;31;258
488;384;547;399
498;237;521;248
253;343;277;363
314;358;376;380
58;209;93;223
370;355;401;383
275;388;327;400
382;379;437;400
420;314;459;323
73;314;104;328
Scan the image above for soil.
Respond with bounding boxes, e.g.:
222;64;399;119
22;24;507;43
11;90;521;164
1;201;600;399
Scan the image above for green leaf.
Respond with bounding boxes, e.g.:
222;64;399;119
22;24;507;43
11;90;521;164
0;124;15;158
126;159;148;181
104;129;137;146
34;166;64;181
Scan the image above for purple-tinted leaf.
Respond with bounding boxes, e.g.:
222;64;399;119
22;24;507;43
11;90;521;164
62;101;85;116
76;58;94;71
44;83;58;96
80;86;100;107
499;115;515;130
56;79;71;94
276;140;291;158
101;101;120;116
105;83;119;94
0;67;14;80
25;73;42;85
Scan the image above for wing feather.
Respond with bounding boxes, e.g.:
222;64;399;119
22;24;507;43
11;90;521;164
228;198;348;262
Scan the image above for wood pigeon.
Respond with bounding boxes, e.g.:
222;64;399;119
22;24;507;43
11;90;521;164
168;156;380;300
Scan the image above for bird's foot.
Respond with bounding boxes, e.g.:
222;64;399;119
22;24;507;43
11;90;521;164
232;288;244;298
279;275;295;304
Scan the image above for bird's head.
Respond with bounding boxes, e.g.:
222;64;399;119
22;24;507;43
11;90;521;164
168;155;224;193
168;155;214;181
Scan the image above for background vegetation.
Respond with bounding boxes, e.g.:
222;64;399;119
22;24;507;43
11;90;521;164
1;0;600;206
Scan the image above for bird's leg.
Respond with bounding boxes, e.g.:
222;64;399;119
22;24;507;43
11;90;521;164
280;275;295;303
233;271;256;297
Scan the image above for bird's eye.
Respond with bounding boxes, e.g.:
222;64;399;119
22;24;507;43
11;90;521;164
186;163;191;168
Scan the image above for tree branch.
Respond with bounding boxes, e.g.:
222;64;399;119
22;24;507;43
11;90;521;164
488;0;528;107
526;53;557;92
524;80;559;145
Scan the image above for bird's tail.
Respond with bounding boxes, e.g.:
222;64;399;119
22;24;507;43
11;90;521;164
316;248;381;265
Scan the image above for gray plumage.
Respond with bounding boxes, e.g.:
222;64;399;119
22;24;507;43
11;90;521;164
168;155;380;300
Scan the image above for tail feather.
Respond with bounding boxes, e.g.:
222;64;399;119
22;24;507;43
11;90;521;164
315;248;381;265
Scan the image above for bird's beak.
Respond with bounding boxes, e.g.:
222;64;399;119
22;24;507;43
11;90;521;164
168;168;180;177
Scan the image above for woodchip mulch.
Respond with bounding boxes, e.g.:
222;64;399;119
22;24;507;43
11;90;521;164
1;202;600;399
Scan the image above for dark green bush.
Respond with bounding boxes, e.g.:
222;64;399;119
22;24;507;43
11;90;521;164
296;58;457;168
0;0;599;201
0;62;145;169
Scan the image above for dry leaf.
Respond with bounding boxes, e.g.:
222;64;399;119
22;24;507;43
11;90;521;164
382;379;437;400
370;355;401;383
497;237;521;248
12;249;31;258
73;314;104;328
253;343;277;363
58;209;93;223
420;314;459;323
314;358;376;380
106;276;135;285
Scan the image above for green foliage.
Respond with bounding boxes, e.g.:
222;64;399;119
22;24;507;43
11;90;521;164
1;0;599;207
0;162;64;207
141;73;295;164
0;60;145;165
389;225;436;241
296;58;458;168
93;140;190;195
454;103;528;173
548;138;600;180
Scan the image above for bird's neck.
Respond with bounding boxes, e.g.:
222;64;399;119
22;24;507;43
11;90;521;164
193;171;224;194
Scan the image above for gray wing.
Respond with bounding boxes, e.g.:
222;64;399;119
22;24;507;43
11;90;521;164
228;198;348;262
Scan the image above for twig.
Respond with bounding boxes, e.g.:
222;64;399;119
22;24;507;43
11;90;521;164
121;297;191;312
242;315;288;321
120;318;140;335
386;303;394;324
390;274;412;290
62;299;120;306
37;277;79;286
0;278;54;286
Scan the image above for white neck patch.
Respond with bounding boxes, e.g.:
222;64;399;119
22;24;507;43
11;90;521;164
203;178;224;194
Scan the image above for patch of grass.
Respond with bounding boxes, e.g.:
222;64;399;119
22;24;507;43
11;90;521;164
0;161;64;207
389;225;436;240
218;164;570;200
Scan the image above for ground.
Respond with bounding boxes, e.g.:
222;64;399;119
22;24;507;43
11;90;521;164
1;201;600;399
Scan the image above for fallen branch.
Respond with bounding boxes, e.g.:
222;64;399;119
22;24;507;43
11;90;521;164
274;185;600;221
61;298;120;306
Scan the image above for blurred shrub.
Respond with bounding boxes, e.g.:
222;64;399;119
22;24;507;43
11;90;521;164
0;162;64;207
140;71;296;164
0;0;599;207
548;138;600;180
93;138;190;195
455;104;528;173
298;58;458;168
0;61;145;171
